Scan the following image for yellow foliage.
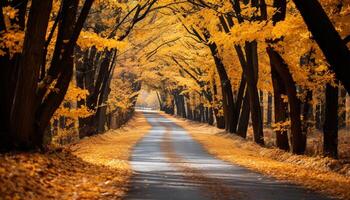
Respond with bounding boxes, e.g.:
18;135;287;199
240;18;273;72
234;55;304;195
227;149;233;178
52;84;92;125
77;31;128;51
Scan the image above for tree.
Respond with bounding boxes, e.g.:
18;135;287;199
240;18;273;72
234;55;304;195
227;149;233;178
0;0;95;150
292;0;350;93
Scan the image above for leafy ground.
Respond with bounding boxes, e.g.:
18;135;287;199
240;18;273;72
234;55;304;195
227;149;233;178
0;112;150;200
2;111;349;199
253;127;350;159
163;114;350;200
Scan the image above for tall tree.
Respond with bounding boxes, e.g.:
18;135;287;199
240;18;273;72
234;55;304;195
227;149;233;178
292;0;350;93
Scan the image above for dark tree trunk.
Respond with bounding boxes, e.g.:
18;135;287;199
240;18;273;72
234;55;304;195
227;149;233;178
292;0;350;93
174;90;187;119
235;41;264;143
0;0;28;149
267;93;273;127
260;90;264;125
9;0;53;149
238;41;264;145
267;47;305;154
94;50;117;133
266;0;289;151
209;42;235;133
208;107;214;125
165;94;175;115
199;104;205;122
79;49;113;135
212;79;225;129
338;87;346;128
1;0;94;150
315;104;322;130
204;107;209;123
232;75;246;132
174;92;180;116
270;65;289;151
186;100;193;120
36;0;95;140
301;90;313;137
179;94;187;118
323;83;339;158
237;87;250;138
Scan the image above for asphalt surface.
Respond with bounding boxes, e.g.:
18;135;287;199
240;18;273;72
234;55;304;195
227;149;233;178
126;111;333;200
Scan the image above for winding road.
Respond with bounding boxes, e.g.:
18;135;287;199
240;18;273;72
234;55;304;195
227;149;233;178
126;111;332;200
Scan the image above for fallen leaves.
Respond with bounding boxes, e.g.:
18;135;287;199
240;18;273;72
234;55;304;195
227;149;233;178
0;112;150;200
164;114;350;200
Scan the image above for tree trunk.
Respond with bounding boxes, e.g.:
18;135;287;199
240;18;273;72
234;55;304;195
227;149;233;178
94;50;117;133
36;0;94;146
301;90;313;137
199;103;205;122
292;0;350;93
0;0;28;149
267;47;305;154
237;87;250;138
267;93;272;127
232;75;246;132
272;69;289;150
323;83;338;158
209;42;235;133
265;0;289;151
179;94;187;118
208;107;214;125
260;90;264;125
212;78;225;129
241;41;264;145
315;104;322;130
339;87;346;128
186;100;193;120
9;0;53;149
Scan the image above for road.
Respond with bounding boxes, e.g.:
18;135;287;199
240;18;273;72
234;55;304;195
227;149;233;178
126;111;332;200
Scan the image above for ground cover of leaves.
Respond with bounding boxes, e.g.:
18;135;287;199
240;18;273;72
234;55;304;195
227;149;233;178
163;114;350;200
0;112;151;200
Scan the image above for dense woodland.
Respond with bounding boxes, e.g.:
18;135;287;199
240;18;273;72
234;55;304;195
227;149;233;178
0;0;350;160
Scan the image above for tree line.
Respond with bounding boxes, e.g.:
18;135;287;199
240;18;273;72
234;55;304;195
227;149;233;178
151;0;350;159
0;0;349;160
0;0;158;150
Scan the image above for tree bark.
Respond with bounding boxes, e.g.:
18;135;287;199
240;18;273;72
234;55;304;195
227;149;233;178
270;63;289;151
0;0;28;149
338;87;347;128
9;0;53;149
260;90;264;125
267;93;273;127
36;0;81;140
236;41;264;145
237;87;250;138
209;42;235;132
323;83;339;158
292;0;350;93
267;47;305;154
212;78;225;129
232;75;246;132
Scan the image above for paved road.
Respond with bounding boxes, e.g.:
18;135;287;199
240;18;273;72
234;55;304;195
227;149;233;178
126;111;332;200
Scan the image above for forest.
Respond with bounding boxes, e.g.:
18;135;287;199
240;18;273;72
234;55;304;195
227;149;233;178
1;0;350;199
